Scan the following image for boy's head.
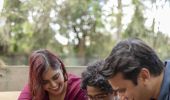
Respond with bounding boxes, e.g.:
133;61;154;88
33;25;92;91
81;60;115;100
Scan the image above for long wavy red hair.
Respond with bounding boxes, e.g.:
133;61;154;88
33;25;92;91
29;49;68;100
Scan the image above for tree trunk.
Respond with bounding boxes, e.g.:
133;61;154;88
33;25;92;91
116;0;123;41
77;37;86;65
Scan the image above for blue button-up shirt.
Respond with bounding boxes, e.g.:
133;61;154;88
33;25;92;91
158;60;170;100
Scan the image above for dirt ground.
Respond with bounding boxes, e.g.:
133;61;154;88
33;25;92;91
0;91;20;100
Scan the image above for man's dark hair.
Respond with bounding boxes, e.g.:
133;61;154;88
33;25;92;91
101;38;164;85
81;60;113;93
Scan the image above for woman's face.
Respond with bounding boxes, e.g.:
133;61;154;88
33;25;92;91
42;67;66;96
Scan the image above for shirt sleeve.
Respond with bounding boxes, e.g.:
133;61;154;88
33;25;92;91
18;84;31;100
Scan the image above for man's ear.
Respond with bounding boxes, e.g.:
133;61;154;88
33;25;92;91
138;68;151;85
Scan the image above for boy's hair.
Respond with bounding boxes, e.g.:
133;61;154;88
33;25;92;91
81;60;113;93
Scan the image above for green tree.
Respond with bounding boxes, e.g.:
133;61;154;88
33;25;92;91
124;0;149;38
56;0;113;64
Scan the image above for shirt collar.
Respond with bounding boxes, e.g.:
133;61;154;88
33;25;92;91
158;60;170;100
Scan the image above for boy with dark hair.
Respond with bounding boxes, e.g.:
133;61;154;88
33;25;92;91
81;60;119;100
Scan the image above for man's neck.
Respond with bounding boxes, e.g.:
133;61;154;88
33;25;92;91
152;72;164;99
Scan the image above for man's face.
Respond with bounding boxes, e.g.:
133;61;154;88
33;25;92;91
108;72;152;100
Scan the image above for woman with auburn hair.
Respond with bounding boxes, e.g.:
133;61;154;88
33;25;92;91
18;49;87;100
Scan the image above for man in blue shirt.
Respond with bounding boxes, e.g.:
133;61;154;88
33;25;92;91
100;38;170;100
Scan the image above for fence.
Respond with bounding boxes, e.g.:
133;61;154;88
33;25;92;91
0;66;86;91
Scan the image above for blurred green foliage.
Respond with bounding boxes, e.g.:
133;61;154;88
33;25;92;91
0;0;170;65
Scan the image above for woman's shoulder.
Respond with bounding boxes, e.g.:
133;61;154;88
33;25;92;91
68;73;80;80
67;73;81;88
65;73;87;100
